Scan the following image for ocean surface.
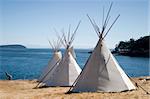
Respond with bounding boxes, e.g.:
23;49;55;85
0;48;149;80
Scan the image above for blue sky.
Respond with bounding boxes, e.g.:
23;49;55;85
0;0;149;48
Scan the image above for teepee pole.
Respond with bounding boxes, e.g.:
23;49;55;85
102;14;120;40
70;20;81;45
68;24;71;43
102;2;113;33
87;14;100;36
58;34;66;48
102;6;105;27
48;40;54;50
93;19;100;37
62;30;68;47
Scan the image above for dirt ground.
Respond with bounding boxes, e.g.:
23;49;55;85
0;76;150;99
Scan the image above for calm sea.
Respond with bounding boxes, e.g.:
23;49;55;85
0;48;149;80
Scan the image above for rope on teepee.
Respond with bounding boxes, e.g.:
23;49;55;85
127;75;150;95
34;60;60;88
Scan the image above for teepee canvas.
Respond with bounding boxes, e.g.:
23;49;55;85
69;46;76;59
43;22;82;86
70;3;136;92
38;39;62;84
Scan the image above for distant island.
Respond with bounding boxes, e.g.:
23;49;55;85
113;36;149;57
0;44;27;49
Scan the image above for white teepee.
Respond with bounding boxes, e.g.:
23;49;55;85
38;39;62;84
43;22;82;86
70;3;136;92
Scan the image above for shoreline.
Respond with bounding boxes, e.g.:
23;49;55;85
1;75;149;80
0;76;149;99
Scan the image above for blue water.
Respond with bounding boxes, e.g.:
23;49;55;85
0;48;149;80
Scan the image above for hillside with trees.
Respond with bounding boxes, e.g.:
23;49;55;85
114;36;149;57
